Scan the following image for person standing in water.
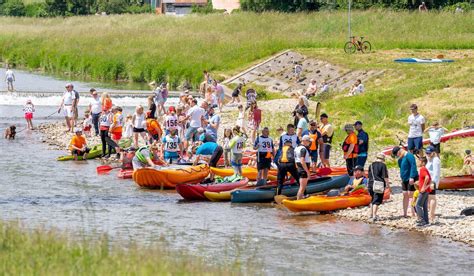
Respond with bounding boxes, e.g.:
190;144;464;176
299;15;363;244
5;66;15;92
58;83;76;132
23;99;35;130
254;127;274;186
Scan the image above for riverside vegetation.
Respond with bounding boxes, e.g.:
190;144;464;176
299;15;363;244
0;10;473;87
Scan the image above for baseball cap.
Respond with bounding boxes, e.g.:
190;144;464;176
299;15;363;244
301;135;313;142
392;146;401;157
376;152;386;161
354;165;364;171
425;146;435;154
344;124;354;131
354;121;363;126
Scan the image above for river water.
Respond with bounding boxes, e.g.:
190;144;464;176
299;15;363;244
0;71;472;275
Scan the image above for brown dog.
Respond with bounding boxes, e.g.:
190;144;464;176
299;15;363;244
4;125;16;140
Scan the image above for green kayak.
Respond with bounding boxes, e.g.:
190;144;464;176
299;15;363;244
57;139;132;161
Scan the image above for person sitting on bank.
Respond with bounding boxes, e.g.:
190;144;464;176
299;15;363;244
305;79;318;97
348;79;364;96
69;128;90;161
343;165;368;194
132;143;164;171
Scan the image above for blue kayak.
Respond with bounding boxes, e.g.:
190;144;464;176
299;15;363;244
394;58;454;63
231;175;350;203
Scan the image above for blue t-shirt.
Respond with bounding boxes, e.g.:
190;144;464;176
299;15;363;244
357;129;369;154
398;152;418;182
196;142;218;155
205;114;220;139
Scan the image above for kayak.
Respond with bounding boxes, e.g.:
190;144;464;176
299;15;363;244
217;155;252;167
117;169;133;179
132;164;209;189
327;167;348;176
57;139;132;161
394;58;454;63
382;128;474;155
231;174;350;203
204;190;233;202
176;178;249;200
210;167;277;181
438;175;474;190
282;191;371;212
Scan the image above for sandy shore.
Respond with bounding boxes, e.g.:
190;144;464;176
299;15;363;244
38;99;474;246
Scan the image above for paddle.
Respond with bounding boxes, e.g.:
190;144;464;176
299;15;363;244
45;110;58;119
314;101;321;121
96;165;120;174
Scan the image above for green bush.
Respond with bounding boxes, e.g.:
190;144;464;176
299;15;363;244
443;2;472;12
24;2;48;17
126;4;152;14
1;0;25;16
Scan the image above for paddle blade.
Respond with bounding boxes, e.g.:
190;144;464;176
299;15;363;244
96;165;114;174
316;167;332;176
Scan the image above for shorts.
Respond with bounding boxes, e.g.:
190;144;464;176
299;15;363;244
401;176;418;192
296;162;310;178
407;137;423;151
219;93;225;101
310;150;318;163
164;152;179;163
24;112;33;120
111;132;122;141
430;143;441;154
429;184;437;195
6;77;13;83
63;105;74;117
257;157;272;170
71;147;90;156
232;91;239;97
209;146;223;167
185;127;199;141
231;152;243;167
133;127;145;133
83;125;92;132
369;188;384;205
321;144;331;160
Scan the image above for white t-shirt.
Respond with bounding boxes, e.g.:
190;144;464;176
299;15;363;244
307;82;317;92
408;114;426;138
355;83;364;94
5;69;14;80
164;114;179;131
210;93;218;106
428;128;445;144
427;157;441;186
134;113;146;129
63;91;76;105
89;97;102;114
186;105;205;128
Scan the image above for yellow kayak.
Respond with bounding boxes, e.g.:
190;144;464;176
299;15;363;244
282;193;371;212
204;190;232;202
210;167;277;181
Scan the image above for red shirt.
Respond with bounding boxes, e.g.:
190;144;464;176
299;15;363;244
419;167;432;193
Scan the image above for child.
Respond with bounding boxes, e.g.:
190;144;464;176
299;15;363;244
123;114;133;139
101;92;112;112
245;89;257;110
416;157;432;226
162;129;183;164
236;105;246;134
176;105;186;142
132;105;147;147
424;122;448;154
222;128;233;168
164;106;178;135
229;126;246;179
109;106;124;158
83;112;92;137
464;150;474;176
23;99;35;130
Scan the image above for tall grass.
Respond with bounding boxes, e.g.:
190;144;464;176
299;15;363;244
0;222;251;275
0;11;472;86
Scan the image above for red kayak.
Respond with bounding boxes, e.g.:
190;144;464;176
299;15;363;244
117;169;133;179
176;178;249;200
382;128;474;155
438;175;474;190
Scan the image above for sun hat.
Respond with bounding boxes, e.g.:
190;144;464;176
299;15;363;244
344;124;354;131
354;165;364;171
74;128;82;133
376;152;386;161
301;135;313;142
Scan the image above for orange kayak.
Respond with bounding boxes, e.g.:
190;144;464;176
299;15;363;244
133;164;209;189
282;191;371;212
438;175;474;190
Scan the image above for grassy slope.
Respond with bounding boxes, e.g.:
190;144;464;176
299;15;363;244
0;222;253;275
0;11;473;86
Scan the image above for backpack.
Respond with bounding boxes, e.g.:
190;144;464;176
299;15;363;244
279;145;295;163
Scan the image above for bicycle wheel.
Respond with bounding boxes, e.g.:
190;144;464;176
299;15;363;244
344;42;356;54
361;41;372;53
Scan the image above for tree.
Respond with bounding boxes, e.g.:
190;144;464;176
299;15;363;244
2;0;26;16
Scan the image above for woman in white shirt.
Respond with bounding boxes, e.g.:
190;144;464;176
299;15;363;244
132;105;147;148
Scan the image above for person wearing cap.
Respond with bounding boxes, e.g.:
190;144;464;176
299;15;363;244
88;89;101;136
295;135;313;199
319;113;334;168
424;122;448;155
69;84;80;125
184;98;205;148
354;121;369;168
342;124;359;177
276;140;299;196
425;145;440;222
407;104;425;154
204;106;220;142
392;146;418;218
162;129;183;164
58;83;77;132
254;127;274;186
164;106;178;135
296;109;308;140
308;121;323;172
23;99;35;130
343;165;368;194
69;128;90;161
368;153;390;221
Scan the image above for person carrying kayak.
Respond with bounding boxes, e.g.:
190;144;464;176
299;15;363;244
392;146;418;218
308;120;323;173
276;140;299;196
319;113;334;168
295;135;313;200
69;128;90;161
342;124;358;177
254;127;274;186
162;129;183;164
354;121;369;168
132;143;164;171
343;165;367;194
191;141;223;182
229;126;246;178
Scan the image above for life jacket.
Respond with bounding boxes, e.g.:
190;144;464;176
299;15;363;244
309;131;319;151
135;146;152;164
146;119;162;136
342;133;359;154
320;123;334;144
279;145;295;163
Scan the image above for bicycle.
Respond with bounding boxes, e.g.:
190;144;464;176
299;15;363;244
344;36;372;54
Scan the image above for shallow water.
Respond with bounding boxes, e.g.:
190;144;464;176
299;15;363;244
0;71;472;274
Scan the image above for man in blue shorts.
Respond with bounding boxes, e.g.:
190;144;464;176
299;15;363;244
407;104;425;154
